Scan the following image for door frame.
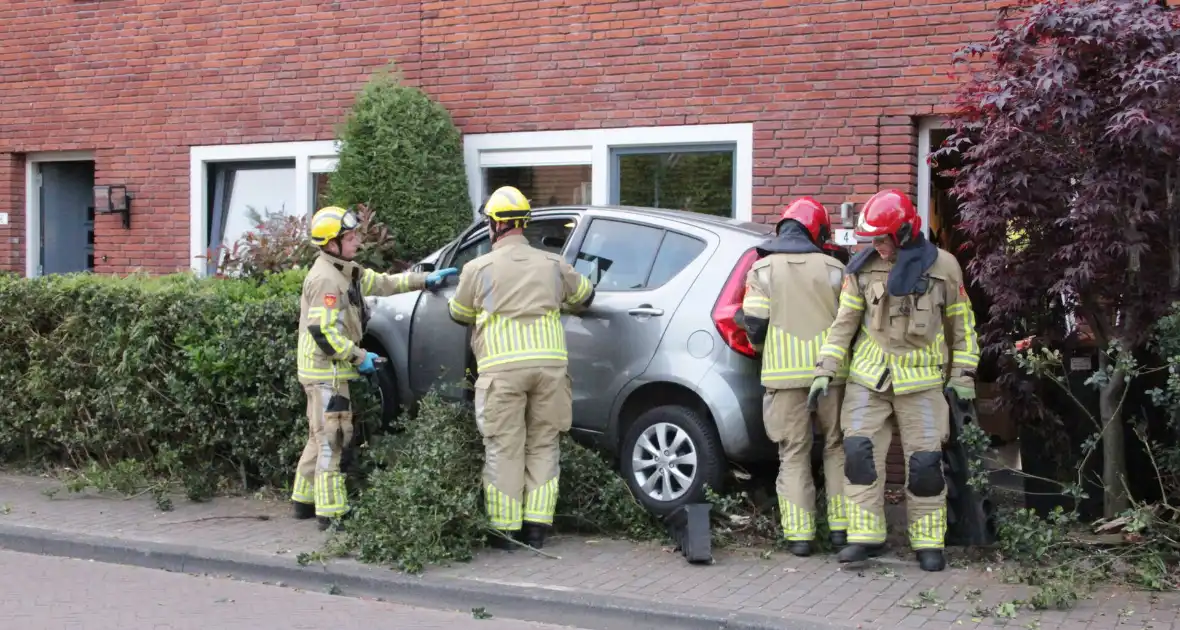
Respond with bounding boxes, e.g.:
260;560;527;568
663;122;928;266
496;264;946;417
25;151;95;278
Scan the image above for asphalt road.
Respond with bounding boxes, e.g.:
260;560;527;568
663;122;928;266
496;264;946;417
0;549;589;630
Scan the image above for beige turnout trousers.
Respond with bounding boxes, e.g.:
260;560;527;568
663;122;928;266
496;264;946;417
474;366;572;531
290;381;353;518
841;382;949;549
763;386;848;541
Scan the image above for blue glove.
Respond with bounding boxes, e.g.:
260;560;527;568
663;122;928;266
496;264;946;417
426;267;459;289
357;352;379;375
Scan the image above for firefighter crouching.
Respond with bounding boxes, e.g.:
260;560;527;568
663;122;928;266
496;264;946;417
291;205;458;531
809;189;980;572
447;186;595;550
737;197;850;557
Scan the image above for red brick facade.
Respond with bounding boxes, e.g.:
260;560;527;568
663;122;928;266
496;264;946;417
0;0;1003;275
2;1;1004;482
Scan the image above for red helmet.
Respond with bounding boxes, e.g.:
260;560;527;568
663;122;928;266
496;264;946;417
776;197;832;245
855;189;921;246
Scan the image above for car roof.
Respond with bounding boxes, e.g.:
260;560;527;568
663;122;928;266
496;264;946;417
531;205;774;238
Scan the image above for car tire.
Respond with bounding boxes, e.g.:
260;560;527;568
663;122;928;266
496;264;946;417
372;359;400;433
620;405;726;517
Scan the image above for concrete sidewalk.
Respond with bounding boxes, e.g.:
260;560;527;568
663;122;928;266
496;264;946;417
0;473;1173;630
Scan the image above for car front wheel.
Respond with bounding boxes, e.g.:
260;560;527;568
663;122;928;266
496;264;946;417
620;405;726;517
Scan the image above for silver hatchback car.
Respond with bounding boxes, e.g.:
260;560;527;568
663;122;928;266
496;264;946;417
362;205;781;516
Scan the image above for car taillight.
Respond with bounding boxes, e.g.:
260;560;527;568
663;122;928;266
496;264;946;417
712;248;760;359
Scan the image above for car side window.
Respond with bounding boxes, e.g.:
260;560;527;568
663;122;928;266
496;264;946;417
646;231;707;289
524;218;575;255
446;218;576;270
449;237;491;270
574;219;663;291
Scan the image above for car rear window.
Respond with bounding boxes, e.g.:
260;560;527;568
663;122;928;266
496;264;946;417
573;218;707;291
647;231;707;289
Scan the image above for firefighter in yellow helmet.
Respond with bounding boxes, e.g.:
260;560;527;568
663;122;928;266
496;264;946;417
291;205;457;530
447;186;595;549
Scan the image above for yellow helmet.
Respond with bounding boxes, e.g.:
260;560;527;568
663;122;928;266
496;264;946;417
309;205;359;247
482;186;531;226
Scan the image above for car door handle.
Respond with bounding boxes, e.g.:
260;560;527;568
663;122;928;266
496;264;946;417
627;306;664;317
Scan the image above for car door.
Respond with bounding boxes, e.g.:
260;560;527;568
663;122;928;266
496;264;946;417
562;217;709;432
407;215;580;403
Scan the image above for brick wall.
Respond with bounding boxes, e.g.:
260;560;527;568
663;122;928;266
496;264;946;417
0;0;1002;274
0;153;23;274
1;1;1000;482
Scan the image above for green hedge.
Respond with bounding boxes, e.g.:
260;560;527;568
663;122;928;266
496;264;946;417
0;272;660;571
0;270;382;491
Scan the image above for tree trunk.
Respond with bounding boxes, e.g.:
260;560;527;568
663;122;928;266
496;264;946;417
1099;351;1130;518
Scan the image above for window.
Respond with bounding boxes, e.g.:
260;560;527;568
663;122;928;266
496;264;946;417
574;219;664;291
206;160;297;260
484;166;591;207
447;218;577;270
613;147;735;218
523;217;576;255
647;232;707;288
449;238;492;270
190;141;339;275
463;124;753;221
311;172;332;210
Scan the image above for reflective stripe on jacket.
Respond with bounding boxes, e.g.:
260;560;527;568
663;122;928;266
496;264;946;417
447;234;594;374
816;249;980;394
297;252;427;384
739;253;848;389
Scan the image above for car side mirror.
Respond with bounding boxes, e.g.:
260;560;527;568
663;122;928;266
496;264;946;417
413;262;436;273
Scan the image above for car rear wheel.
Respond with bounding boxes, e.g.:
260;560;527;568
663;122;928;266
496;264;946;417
620;405;725;517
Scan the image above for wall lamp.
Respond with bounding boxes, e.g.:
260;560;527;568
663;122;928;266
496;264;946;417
94;184;132;229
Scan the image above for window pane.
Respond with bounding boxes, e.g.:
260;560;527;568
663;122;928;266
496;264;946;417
524;218;576;255
446;219;576;270
484;165;592;207
647;232;706;289
208;161;297;253
311;172;332;211
450;237;491;270
616;149;734;217
574;219;663;291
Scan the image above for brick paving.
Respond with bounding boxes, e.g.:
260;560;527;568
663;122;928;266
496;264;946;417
0;549;586;630
1;472;1176;630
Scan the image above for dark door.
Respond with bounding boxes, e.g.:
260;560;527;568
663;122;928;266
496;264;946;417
406;215;580;402
39;161;95;275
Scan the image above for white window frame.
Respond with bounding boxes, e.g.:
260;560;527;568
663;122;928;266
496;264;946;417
25;150;96;278
189;141;338;274
463;123;755;221
916;116;953;239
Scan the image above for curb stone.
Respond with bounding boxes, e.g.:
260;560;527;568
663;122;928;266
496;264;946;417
0;523;858;630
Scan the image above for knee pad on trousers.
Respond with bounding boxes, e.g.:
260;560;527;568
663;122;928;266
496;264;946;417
843;436;877;485
907;451;945;497
326;395;351;413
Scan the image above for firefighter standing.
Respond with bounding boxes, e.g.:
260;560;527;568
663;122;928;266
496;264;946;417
448;186;594;550
809;190;979;572
737;198;849;557
291;205;458;531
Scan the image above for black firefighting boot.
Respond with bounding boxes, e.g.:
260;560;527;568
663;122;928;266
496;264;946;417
836;543;886;564
786;540;812;557
488;530;517;551
520;523;549;549
916;549;946;572
292;501;315;520
316;511;351;532
830;530;848;549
